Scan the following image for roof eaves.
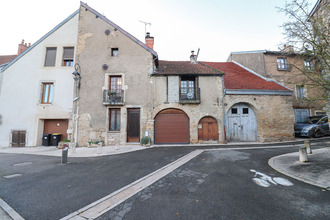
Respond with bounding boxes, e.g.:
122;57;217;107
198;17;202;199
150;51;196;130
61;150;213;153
309;0;322;17
226;89;293;96
1;9;80;73
80;1;158;57
230;50;267;55
232;61;293;92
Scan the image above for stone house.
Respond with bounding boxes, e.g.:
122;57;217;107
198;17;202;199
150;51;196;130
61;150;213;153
152;55;224;144
0;10;79;147
74;2;158;146
203;62;294;142
227;50;326;122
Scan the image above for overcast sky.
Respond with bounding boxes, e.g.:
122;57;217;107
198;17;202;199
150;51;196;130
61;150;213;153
0;0;317;61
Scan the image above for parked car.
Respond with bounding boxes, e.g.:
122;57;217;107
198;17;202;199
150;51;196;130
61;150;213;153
294;116;329;138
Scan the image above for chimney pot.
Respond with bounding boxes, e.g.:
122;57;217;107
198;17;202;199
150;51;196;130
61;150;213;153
190;50;197;64
145;32;154;50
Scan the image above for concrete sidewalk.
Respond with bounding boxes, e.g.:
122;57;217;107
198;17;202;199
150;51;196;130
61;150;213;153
269;147;330;190
0;145;150;157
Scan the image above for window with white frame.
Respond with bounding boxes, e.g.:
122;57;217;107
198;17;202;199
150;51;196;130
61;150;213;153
304;60;313;70
277;57;288;70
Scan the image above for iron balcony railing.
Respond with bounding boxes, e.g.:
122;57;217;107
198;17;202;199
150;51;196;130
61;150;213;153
179;87;201;104
103;89;124;105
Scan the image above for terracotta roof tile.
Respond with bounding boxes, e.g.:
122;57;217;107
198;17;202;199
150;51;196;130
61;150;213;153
155;60;223;75
202;62;290;91
0;55;17;65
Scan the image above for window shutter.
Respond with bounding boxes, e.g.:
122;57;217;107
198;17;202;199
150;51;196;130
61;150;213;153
63;47;74;60
45;48;57;66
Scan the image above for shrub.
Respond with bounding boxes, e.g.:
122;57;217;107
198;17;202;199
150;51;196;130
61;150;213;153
140;136;151;145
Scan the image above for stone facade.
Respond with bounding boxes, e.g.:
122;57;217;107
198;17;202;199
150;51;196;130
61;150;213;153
75;3;156;146
151;75;224;144
225;95;295;142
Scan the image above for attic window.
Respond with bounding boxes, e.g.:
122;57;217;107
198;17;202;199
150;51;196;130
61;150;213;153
111;48;119;57
44;47;57;67
62;47;74;66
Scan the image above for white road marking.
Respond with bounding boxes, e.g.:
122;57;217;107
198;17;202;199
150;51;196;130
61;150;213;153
0;198;25;220
3;174;22;179
12;162;32;167
250;169;293;187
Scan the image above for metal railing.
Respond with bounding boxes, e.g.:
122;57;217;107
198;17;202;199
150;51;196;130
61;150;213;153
103;89;124;105
179;88;201;104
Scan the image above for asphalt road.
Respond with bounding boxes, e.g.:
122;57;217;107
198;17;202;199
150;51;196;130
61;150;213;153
0;143;329;220
0;147;195;220
97;147;330;220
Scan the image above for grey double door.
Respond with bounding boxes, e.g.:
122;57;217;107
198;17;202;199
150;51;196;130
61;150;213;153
227;104;257;142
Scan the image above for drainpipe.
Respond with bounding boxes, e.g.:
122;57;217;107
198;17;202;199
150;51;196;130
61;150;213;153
222;76;227;144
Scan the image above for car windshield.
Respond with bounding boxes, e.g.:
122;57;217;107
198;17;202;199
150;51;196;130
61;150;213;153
304;116;327;124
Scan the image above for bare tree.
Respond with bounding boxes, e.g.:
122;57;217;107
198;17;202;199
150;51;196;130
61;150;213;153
277;0;330;92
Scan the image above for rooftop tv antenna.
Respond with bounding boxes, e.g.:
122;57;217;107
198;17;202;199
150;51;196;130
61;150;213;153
139;20;151;36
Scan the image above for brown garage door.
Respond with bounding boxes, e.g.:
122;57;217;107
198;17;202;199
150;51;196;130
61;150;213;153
155;109;189;144
44;119;68;141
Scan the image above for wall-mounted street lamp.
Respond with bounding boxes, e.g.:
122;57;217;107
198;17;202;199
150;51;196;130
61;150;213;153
72;63;81;88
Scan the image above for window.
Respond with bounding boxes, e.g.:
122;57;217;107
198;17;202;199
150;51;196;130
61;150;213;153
62;47;74;66
180;76;196;100
231;108;238;114
296;85;304;99
111;48;119;56
109;76;122;96
109;109;120;131
277;57;288;70
41;83;54;104
243;108;249;114
304;60;313;70
44;47;57;66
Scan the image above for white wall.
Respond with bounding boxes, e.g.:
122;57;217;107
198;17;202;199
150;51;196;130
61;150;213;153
0;13;78;146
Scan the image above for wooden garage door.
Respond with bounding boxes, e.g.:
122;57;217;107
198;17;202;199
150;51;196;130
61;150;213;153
44;119;68;141
155;109;189;144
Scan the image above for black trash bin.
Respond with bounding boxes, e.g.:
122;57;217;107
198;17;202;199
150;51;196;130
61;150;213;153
43;134;52;146
52;133;62;146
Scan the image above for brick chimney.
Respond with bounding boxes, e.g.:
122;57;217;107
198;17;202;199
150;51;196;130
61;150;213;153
281;44;294;53
190;51;197;64
17;39;30;55
145;32;154;50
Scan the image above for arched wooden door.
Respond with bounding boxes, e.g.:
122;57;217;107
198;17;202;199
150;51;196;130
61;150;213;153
226;103;257;142
198;117;218;141
154;109;189;144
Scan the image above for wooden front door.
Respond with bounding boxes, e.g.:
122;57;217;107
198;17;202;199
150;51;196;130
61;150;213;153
127;109;140;142
11;130;26;147
198;117;218;141
227;103;257;142
155;109;189;144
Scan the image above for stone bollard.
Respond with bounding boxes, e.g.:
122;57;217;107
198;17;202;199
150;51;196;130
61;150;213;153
304;140;312;154
97;142;102;154
299;146;308;162
62;145;69;164
115;140;119;150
